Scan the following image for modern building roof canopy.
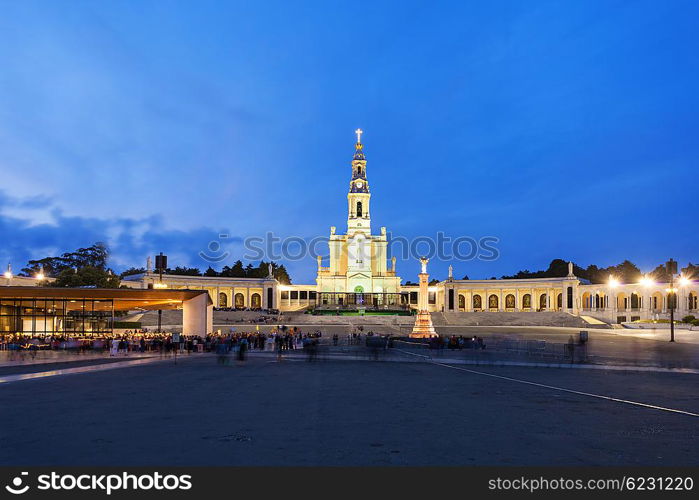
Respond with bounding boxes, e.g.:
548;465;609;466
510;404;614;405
0;287;212;311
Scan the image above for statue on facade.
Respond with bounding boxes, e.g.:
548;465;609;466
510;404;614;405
420;256;429;274
268;262;274;279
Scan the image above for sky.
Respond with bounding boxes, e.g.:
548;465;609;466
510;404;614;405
0;0;697;283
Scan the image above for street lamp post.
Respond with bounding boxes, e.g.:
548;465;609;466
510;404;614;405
666;259;678;343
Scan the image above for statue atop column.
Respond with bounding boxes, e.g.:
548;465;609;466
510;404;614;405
268;262;274;279
567;261;574;278
420;256;429;274
410;257;437;338
448;264;453;280
146;256;153;273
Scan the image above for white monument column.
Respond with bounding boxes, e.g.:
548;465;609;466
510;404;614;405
410;257;437;338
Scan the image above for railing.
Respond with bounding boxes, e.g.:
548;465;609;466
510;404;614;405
391;338;587;364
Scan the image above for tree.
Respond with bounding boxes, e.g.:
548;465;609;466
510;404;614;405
221;260;246;277
52;266;121;288
203;266;219;277
120;267;145;278
21;242;110;277
461;275;470;280
244;263;255;277
273;264;292;284
165;266;202;276
681;263;698;279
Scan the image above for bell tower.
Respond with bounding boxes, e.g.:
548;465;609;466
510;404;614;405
347;128;371;235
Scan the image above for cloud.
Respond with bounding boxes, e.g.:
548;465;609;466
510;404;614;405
0;190;243;272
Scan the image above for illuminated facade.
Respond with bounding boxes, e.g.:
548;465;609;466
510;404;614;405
314;129;402;309
5;132;697;325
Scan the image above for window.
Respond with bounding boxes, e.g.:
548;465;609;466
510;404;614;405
428;292;436;304
356;201;363;217
0;298;113;336
309;291;317;300
281;291;289;300
291;291;299;300
234;293;245;308
300;291;308;300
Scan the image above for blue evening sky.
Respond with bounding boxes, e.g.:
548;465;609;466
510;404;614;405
0;0;697;283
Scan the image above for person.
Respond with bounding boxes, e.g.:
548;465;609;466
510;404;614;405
238;336;248;361
275;334;283;361
215;340;229;365
110;338;119;357
567;335;575;362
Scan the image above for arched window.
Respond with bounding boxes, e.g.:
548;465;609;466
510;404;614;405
556;293;562;310
505;294;515;309
251;293;261;309
473;295;482;310
581;292;591;309
234;293;245;309
356;201;363;217
218;292;228;308
522;294;531;309
539;293;547;310
488;294;498;309
630;293;640;309
458;294;465;310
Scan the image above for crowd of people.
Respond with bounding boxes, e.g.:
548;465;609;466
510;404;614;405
0;326;326;362
438;335;487;350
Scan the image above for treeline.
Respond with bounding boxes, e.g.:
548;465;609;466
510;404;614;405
19;242;121;288
19;243;293;287
121;260;292;284
501;258;698;284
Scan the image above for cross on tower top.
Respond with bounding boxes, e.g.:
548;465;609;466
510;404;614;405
355;128;363;144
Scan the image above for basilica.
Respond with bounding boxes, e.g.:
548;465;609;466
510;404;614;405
314;129;402;310
3;131;696;340
114;130;699;326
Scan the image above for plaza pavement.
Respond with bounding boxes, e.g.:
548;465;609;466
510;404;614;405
0;352;697;466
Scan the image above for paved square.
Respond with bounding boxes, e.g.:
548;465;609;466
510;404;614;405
0;356;697;466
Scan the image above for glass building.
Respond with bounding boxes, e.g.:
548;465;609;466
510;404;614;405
0;287;212;337
0;298;113;336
